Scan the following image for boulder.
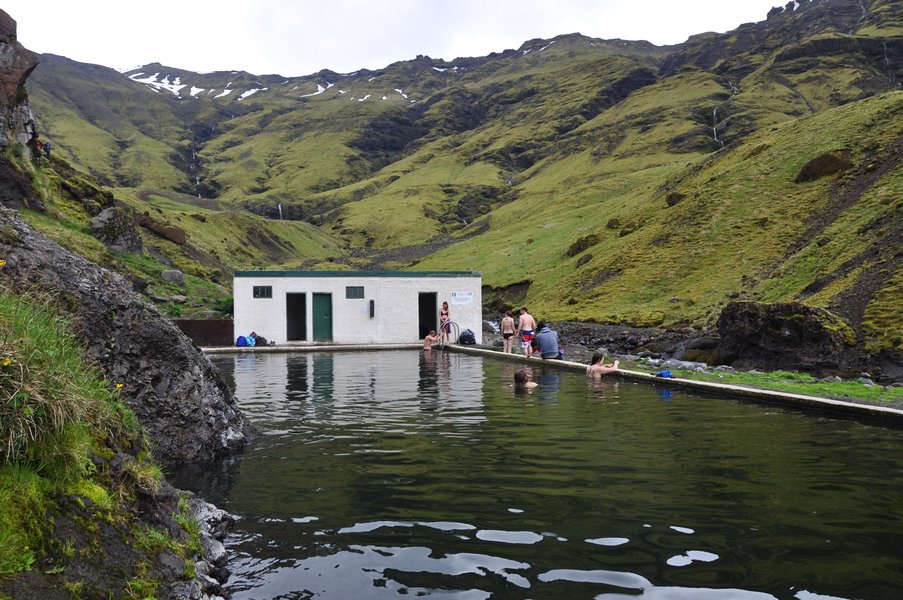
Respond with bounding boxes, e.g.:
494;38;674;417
162;269;185;285
140;211;188;245
714;301;864;375
91;206;143;253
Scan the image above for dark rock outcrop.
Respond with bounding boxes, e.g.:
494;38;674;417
0;201;255;467
0;150;42;210
713;301;864;376
795;151;854;183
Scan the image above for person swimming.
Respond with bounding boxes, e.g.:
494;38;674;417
586;351;619;378
514;368;538;388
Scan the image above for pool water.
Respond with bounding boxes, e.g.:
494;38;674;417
174;350;903;599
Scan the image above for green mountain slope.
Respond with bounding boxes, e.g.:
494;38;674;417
19;0;903;360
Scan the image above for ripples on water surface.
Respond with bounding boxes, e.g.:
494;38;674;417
174;351;903;599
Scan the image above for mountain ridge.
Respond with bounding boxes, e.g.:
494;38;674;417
14;0;903;378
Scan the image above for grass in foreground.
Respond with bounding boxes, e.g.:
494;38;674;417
0;284;202;597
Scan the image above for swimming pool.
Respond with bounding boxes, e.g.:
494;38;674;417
174;350;903;599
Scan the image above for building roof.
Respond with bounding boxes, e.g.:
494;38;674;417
234;270;481;278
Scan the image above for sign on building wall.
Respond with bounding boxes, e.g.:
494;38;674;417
451;291;473;305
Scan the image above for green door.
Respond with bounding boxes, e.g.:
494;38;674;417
312;293;333;342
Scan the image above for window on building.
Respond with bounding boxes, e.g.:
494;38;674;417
345;286;365;299
253;285;272;299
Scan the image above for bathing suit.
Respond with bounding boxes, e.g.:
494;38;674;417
503;333;514;339
520;330;534;342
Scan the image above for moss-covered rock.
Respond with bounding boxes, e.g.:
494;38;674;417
90;206;143;253
714;301;864;375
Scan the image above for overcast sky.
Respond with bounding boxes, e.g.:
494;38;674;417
7;0;784;76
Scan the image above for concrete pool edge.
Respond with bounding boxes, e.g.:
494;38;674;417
201;344;903;424
450;345;903;424
203;343;423;354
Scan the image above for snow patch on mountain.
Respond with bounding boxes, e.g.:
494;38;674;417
129;72;187;96
301;82;334;97
239;88;267;100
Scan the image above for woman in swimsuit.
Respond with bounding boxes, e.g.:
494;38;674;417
586;351;620;378
500;310;516;354
439;301;451;345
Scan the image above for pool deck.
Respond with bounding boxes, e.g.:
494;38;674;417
202;343;903;424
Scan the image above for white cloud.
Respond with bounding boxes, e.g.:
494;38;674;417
7;0;783;77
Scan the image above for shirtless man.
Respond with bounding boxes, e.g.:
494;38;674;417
517;307;537;358
500;311;516;354
423;330;442;350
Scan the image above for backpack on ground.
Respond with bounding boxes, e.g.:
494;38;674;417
458;329;476;345
236;335;248;347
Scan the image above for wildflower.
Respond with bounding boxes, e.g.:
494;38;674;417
2;357;10;367
115;383;124;390
0;259;6;267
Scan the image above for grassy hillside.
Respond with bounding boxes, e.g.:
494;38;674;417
18;0;903;357
416;92;902;345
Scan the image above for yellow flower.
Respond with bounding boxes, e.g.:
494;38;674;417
2;357;10;367
0;259;6;267
115;383;124;390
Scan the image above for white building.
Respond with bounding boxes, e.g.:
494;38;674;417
233;270;483;345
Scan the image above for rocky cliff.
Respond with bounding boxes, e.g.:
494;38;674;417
0;10;38;155
0;8;253;469
0;201;255;466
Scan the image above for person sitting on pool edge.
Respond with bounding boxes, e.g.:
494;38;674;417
514;368;538;388
423;330;442;350
534;322;562;360
586;350;619;378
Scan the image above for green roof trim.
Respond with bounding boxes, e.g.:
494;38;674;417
235;270;481;278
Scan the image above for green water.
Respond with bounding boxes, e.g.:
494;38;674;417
177;350;903;599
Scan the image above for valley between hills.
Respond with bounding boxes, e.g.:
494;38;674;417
14;0;903;379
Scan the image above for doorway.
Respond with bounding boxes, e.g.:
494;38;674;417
286;293;307;341
312;293;333;342
418;292;437;339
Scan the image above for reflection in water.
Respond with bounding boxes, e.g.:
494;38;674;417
175;351;903;600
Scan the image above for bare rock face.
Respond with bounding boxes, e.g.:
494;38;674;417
0;9;39;152
0;201;255;467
